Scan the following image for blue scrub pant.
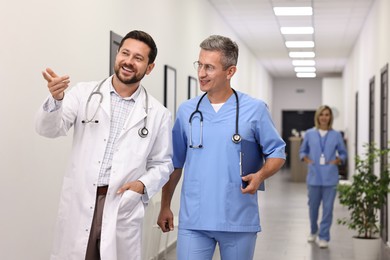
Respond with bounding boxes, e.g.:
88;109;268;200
177;229;257;260
307;185;337;241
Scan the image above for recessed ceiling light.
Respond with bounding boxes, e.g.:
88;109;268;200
285;41;315;48
294;67;316;72
274;7;313;16
289;52;315;58
292;60;316;66
296;72;316;78
281;27;314;34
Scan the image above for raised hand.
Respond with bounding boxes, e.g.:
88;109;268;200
42;68;70;101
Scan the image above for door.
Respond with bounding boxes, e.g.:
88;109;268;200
282;110;315;167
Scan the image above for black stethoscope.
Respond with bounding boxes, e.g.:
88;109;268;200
81;77;149;138
189;88;241;148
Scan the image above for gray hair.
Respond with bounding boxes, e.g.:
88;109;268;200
200;35;239;69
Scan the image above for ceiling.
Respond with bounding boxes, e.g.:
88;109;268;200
208;0;375;78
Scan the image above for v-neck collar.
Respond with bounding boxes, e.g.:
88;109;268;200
204;92;236;114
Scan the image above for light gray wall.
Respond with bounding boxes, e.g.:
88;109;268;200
0;0;273;259
322;78;344;132
343;0;390;157
343;0;390;243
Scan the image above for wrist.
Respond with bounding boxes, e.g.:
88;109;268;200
53;92;65;101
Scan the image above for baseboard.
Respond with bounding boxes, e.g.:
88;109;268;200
381;241;390;259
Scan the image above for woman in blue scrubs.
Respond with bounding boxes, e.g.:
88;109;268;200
299;105;347;249
157;35;286;260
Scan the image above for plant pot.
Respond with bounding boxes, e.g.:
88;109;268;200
352;236;381;260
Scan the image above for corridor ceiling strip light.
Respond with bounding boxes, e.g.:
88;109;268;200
273;7;313;16
294;67;316;72
285;41;314;48
292;60;316;66
281;27;314;35
289;52;315;58
296;72;316;78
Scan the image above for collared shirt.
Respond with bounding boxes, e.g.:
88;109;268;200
97;82;140;186
43;96;62;112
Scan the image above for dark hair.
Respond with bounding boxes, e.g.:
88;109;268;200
118;30;158;64
200;35;239;70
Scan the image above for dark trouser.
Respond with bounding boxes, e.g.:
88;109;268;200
85;186;108;260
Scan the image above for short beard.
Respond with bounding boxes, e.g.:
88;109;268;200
114;66;147;85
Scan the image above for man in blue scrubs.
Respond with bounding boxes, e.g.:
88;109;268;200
157;35;286;260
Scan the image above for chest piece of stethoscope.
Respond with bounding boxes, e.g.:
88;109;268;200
232;133;241;144
137;87;149;138
138;127;149;138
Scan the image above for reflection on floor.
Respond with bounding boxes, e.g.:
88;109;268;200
164;167;390;260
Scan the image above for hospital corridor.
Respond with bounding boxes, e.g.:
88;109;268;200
163;167;390;260
5;0;390;259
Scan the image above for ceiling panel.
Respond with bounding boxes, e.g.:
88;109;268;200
207;0;375;78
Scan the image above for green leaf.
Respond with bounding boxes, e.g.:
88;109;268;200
337;143;390;238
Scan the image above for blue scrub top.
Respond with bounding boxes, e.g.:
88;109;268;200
173;91;286;232
299;127;348;186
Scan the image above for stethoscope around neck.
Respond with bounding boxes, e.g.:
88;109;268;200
81;77;149;138
188;88;241;148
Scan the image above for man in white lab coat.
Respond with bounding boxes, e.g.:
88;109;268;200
35;30;173;260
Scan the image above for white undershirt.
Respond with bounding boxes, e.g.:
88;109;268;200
211;103;224;112
318;129;328;137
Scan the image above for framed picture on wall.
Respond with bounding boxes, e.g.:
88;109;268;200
110;31;123;76
188;76;198;99
164;65;177;119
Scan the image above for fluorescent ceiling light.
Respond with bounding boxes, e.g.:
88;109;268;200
297;72;316;78
274;7;313;16
294;67;316;72
289;52;315;58
292;60;316;66
281;27;314;34
285;41;314;48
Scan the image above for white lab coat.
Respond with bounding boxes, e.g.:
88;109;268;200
35;76;173;260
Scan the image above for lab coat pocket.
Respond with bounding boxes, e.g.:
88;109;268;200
117;189;145;228
116;190;144;260
226;183;259;227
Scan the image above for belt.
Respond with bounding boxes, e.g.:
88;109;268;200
97;185;108;196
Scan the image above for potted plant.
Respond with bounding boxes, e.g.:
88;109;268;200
337;143;390;260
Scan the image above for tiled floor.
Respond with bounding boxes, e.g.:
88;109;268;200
164;168;390;260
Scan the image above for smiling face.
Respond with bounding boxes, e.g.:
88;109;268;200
197;49;236;96
317;108;332;130
114;38;155;85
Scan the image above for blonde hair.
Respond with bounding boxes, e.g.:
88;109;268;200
314;105;333;130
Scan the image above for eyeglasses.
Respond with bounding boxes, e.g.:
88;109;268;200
193;61;216;74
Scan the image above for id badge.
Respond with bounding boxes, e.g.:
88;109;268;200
319;154;325;165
